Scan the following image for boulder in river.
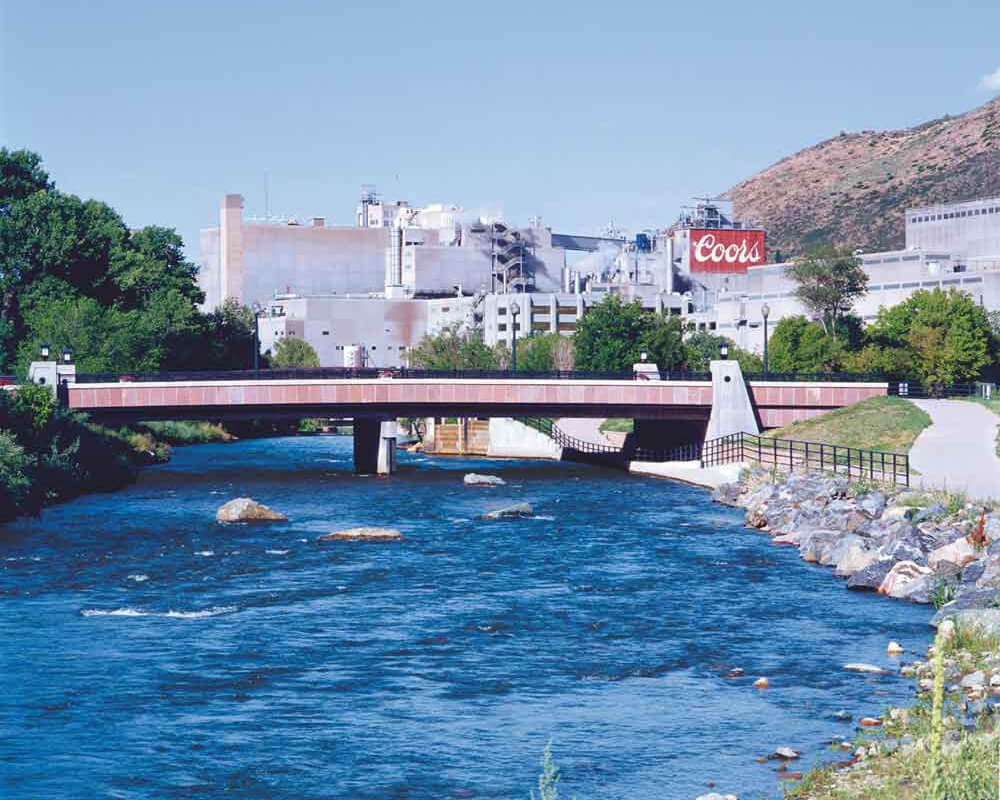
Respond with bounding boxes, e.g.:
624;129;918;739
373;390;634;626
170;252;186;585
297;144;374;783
318;528;404;542
464;473;506;487
216;498;287;523
480;503;533;519
844;663;888;674
877;560;933;598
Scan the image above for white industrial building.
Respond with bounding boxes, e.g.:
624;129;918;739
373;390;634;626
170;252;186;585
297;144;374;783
197;190;1000;369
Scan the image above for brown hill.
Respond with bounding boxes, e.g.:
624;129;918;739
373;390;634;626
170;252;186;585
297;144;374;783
723;96;1000;256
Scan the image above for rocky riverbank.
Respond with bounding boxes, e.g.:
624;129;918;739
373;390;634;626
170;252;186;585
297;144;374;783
707;467;1000;799
712;468;1000;629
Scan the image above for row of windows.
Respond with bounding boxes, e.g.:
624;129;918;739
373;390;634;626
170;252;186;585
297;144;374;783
910;206;1000;223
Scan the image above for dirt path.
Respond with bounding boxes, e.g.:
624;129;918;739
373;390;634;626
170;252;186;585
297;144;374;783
908;399;1000;501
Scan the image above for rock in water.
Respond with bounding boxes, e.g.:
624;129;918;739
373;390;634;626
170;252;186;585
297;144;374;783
463;473;506;487
753;677;769;689
695;794;739;800
771;747;800;760
480;503;533;519
887;641;905;655
216;498;287;523
844;663;888;674
317;528;403;542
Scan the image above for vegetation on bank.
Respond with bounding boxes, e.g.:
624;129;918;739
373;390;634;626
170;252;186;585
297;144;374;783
0;383;145;521
770;396;932;454
598;418;633;434
787;624;999;800
135;420;233;445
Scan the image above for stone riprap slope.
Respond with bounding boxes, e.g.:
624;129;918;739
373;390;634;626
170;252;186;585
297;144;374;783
713;470;999;628
722;96;1000;254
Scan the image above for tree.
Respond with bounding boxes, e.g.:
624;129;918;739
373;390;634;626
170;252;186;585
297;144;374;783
270;337;320;368
0;148;51;212
784;246;868;340
852;288;995;390
766;315;845;373
684;330;763;373
515;332;574;372
407;322;500;370
572;295;686;373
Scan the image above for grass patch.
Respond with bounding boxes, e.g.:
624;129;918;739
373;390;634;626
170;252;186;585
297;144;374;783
770;396;931;453
136;420;233;445
598;418;634;434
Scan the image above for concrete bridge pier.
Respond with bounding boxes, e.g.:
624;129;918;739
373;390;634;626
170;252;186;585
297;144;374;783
353;419;397;475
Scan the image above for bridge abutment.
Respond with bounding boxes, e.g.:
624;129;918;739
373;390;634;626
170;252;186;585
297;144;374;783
353;419;397;475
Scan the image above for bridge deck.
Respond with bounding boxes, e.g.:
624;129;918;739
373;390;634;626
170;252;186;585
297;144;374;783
67;377;888;425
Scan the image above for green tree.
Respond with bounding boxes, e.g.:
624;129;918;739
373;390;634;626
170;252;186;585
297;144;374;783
766;315;846;373
572;295;687;373
270;337;320;368
784;246;868;340
407;322;500;370
0;147;52;212
516;332;557;372
853;288;994;389
684;330;764;373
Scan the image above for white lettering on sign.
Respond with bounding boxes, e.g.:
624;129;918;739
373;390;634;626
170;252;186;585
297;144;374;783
693;234;761;265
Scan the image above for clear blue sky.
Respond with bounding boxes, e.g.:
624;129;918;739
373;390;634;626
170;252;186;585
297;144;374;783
3;0;999;262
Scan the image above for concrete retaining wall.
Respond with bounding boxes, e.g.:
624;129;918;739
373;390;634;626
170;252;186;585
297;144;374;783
487;418;563;460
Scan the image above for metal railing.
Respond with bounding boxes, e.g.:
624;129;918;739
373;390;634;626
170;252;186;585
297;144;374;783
75;367;636;384
889;381;977;399
700;431;909;486
516;418;706;464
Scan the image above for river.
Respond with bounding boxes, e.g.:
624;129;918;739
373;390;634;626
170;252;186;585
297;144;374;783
1;436;933;799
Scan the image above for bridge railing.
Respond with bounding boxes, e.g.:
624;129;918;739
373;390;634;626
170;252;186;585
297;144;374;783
701;431;909;487
74;367;641;384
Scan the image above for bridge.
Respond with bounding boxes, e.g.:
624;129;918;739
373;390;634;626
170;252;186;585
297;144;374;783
59;364;890;473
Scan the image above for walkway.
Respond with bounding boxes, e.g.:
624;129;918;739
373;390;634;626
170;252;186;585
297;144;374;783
908;399;1000;501
556;417;614;447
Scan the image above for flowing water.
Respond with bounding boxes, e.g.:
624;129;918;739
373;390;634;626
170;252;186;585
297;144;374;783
1;436;933;799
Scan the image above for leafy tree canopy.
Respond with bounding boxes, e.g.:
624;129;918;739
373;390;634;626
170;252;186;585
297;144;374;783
573;295;687;373
784;246;868;339
407;322;502;370
515;332;575;372
684;329;763;373
766;315;846;373
270;337;320;368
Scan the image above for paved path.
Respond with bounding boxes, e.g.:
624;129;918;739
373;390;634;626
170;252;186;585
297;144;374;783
908;399;1000;501
556;417;614;447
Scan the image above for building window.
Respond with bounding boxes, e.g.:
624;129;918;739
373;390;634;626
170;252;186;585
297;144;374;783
399;345;407;352
322;330;330;335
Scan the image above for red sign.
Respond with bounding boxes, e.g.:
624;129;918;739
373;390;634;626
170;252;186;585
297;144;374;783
689;229;766;273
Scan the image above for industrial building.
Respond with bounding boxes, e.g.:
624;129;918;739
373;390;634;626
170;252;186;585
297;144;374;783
197;189;1000;368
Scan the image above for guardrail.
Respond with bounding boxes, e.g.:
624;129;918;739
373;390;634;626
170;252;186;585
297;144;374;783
517;418;707;465
700;431;909;486
69;366;917;385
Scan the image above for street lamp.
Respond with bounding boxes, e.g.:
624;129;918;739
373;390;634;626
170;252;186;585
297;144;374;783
510;301;521;372
720;342;729;360
761;303;771;379
251;303;263;373
62;348;73;365
40;343;50;360
640;348;648;362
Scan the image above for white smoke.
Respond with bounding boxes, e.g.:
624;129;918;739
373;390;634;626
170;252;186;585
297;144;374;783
980;66;1000;91
570;243;623;282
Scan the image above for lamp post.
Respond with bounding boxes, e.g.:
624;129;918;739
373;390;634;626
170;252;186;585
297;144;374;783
40;343;50;360
510;301;520;372
720;342;729;360
251;303;263;373
761;303;771;379
62;348;73;365
640;348;648;362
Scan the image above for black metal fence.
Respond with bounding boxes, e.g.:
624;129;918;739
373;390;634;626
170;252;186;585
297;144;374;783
700;431;910;486
888;381;978;399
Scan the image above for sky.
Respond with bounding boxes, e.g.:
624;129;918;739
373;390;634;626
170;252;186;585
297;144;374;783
3;0;1000;264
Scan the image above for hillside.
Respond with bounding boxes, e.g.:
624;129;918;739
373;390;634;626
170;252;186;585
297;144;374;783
723;96;1000;255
